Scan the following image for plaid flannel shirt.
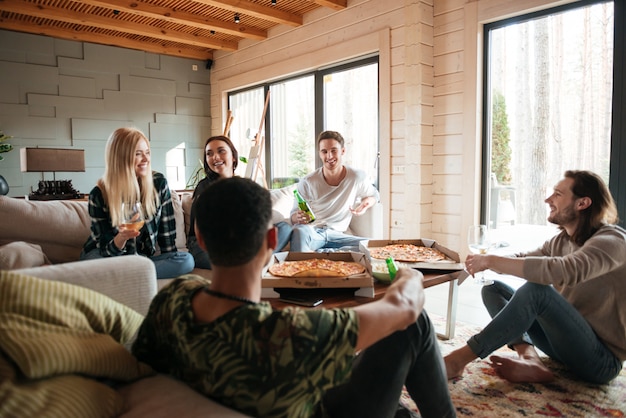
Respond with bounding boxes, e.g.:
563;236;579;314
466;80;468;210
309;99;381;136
83;172;178;257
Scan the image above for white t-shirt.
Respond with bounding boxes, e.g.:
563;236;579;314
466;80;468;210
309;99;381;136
291;166;379;232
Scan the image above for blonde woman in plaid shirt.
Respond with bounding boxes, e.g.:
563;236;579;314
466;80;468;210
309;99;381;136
81;127;194;279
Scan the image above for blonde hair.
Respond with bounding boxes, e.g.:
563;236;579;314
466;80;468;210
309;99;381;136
99;127;158;226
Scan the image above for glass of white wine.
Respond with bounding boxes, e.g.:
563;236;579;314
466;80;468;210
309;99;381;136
467;224;494;285
121;202;145;232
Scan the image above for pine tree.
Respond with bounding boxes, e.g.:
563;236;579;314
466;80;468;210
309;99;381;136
491;91;512;185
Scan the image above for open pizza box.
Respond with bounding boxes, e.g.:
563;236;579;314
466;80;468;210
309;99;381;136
359;239;465;271
261;251;374;298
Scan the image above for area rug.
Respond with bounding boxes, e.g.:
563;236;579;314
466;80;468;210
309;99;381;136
400;316;626;417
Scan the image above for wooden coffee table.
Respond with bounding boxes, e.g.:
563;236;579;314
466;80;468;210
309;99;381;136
266;269;462;340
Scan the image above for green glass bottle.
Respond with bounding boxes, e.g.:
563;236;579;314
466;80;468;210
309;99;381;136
293;189;316;223
385;257;398;281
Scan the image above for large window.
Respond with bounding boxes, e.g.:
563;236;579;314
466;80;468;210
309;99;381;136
228;56;379;189
483;0;622;252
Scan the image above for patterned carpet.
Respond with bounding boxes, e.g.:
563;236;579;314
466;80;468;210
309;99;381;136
401;316;626;417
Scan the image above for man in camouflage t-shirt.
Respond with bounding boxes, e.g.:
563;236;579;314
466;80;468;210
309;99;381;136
133;177;455;418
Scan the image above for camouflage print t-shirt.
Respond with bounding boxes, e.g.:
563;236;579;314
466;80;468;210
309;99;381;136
132;275;359;418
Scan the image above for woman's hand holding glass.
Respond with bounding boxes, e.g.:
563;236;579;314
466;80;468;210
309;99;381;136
116;202;144;248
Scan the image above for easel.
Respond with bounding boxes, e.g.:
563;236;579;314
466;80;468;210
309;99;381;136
223;109;234;136
244;90;270;188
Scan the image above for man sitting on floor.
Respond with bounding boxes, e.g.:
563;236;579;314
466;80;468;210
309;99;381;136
445;170;625;384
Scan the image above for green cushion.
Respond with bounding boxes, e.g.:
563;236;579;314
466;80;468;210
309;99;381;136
0;271;155;418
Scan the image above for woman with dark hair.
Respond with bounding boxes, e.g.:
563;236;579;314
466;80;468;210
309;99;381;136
187;136;239;269
187;135;292;269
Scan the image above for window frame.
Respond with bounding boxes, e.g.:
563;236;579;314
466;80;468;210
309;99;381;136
481;0;624;227
228;55;380;189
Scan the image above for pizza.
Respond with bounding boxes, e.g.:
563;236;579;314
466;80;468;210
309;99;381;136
368;244;448;263
269;259;366;278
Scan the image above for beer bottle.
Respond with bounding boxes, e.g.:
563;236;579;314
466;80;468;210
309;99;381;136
293;189;316;223
385;257;398;281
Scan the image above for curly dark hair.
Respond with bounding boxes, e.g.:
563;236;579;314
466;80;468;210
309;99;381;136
193;177;271;266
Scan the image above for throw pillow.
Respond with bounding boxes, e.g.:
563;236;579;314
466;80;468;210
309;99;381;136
0;351;126;418
0;241;50;269
0;271;155;418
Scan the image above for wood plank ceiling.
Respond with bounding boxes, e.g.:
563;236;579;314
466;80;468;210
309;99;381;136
0;0;346;60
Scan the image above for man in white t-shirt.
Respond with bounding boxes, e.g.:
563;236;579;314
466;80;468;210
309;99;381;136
289;130;380;252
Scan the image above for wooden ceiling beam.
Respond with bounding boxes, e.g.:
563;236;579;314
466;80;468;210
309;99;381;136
0;17;213;60
307;0;346;12
189;0;302;27
74;0;267;40
1;0;238;50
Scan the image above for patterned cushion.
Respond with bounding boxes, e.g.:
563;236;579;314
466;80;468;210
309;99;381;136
0;271;155;417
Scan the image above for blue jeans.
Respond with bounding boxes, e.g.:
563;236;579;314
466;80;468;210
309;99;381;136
290;225;365;252
469;281;622;384
274;221;293;252
323;311;456;418
81;248;194;280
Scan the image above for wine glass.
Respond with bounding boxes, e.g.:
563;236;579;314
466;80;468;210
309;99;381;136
467;225;494;285
121;202;145;232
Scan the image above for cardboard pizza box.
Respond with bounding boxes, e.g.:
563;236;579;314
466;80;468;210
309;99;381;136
262;251;374;291
359;239;464;271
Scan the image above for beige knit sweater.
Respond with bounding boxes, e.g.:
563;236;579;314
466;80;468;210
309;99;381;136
521;224;626;361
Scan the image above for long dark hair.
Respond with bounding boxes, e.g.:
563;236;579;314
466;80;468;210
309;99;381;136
565;170;618;245
203;135;239;181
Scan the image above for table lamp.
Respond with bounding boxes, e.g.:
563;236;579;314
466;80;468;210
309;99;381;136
20;147;85;200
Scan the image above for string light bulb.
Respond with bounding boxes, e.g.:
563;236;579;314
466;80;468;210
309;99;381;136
234;14;240;23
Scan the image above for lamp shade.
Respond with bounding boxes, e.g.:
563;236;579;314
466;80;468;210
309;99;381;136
20;148;85;172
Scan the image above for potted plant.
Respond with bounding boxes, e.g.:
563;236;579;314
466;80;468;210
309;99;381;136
0;130;13;195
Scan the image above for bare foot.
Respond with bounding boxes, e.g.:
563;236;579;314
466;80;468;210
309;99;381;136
444;345;477;380
489;354;554;383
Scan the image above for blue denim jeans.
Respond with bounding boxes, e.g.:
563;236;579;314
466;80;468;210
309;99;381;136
81;248;194;280
274;221;293;252
187;235;212;270
290;225;365;252
323;311;456;418
469;281;622;384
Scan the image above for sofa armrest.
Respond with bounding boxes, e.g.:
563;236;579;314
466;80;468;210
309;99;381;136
349;202;383;239
14;256;157;316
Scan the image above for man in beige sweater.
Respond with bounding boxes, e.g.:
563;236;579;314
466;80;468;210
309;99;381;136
445;170;625;384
